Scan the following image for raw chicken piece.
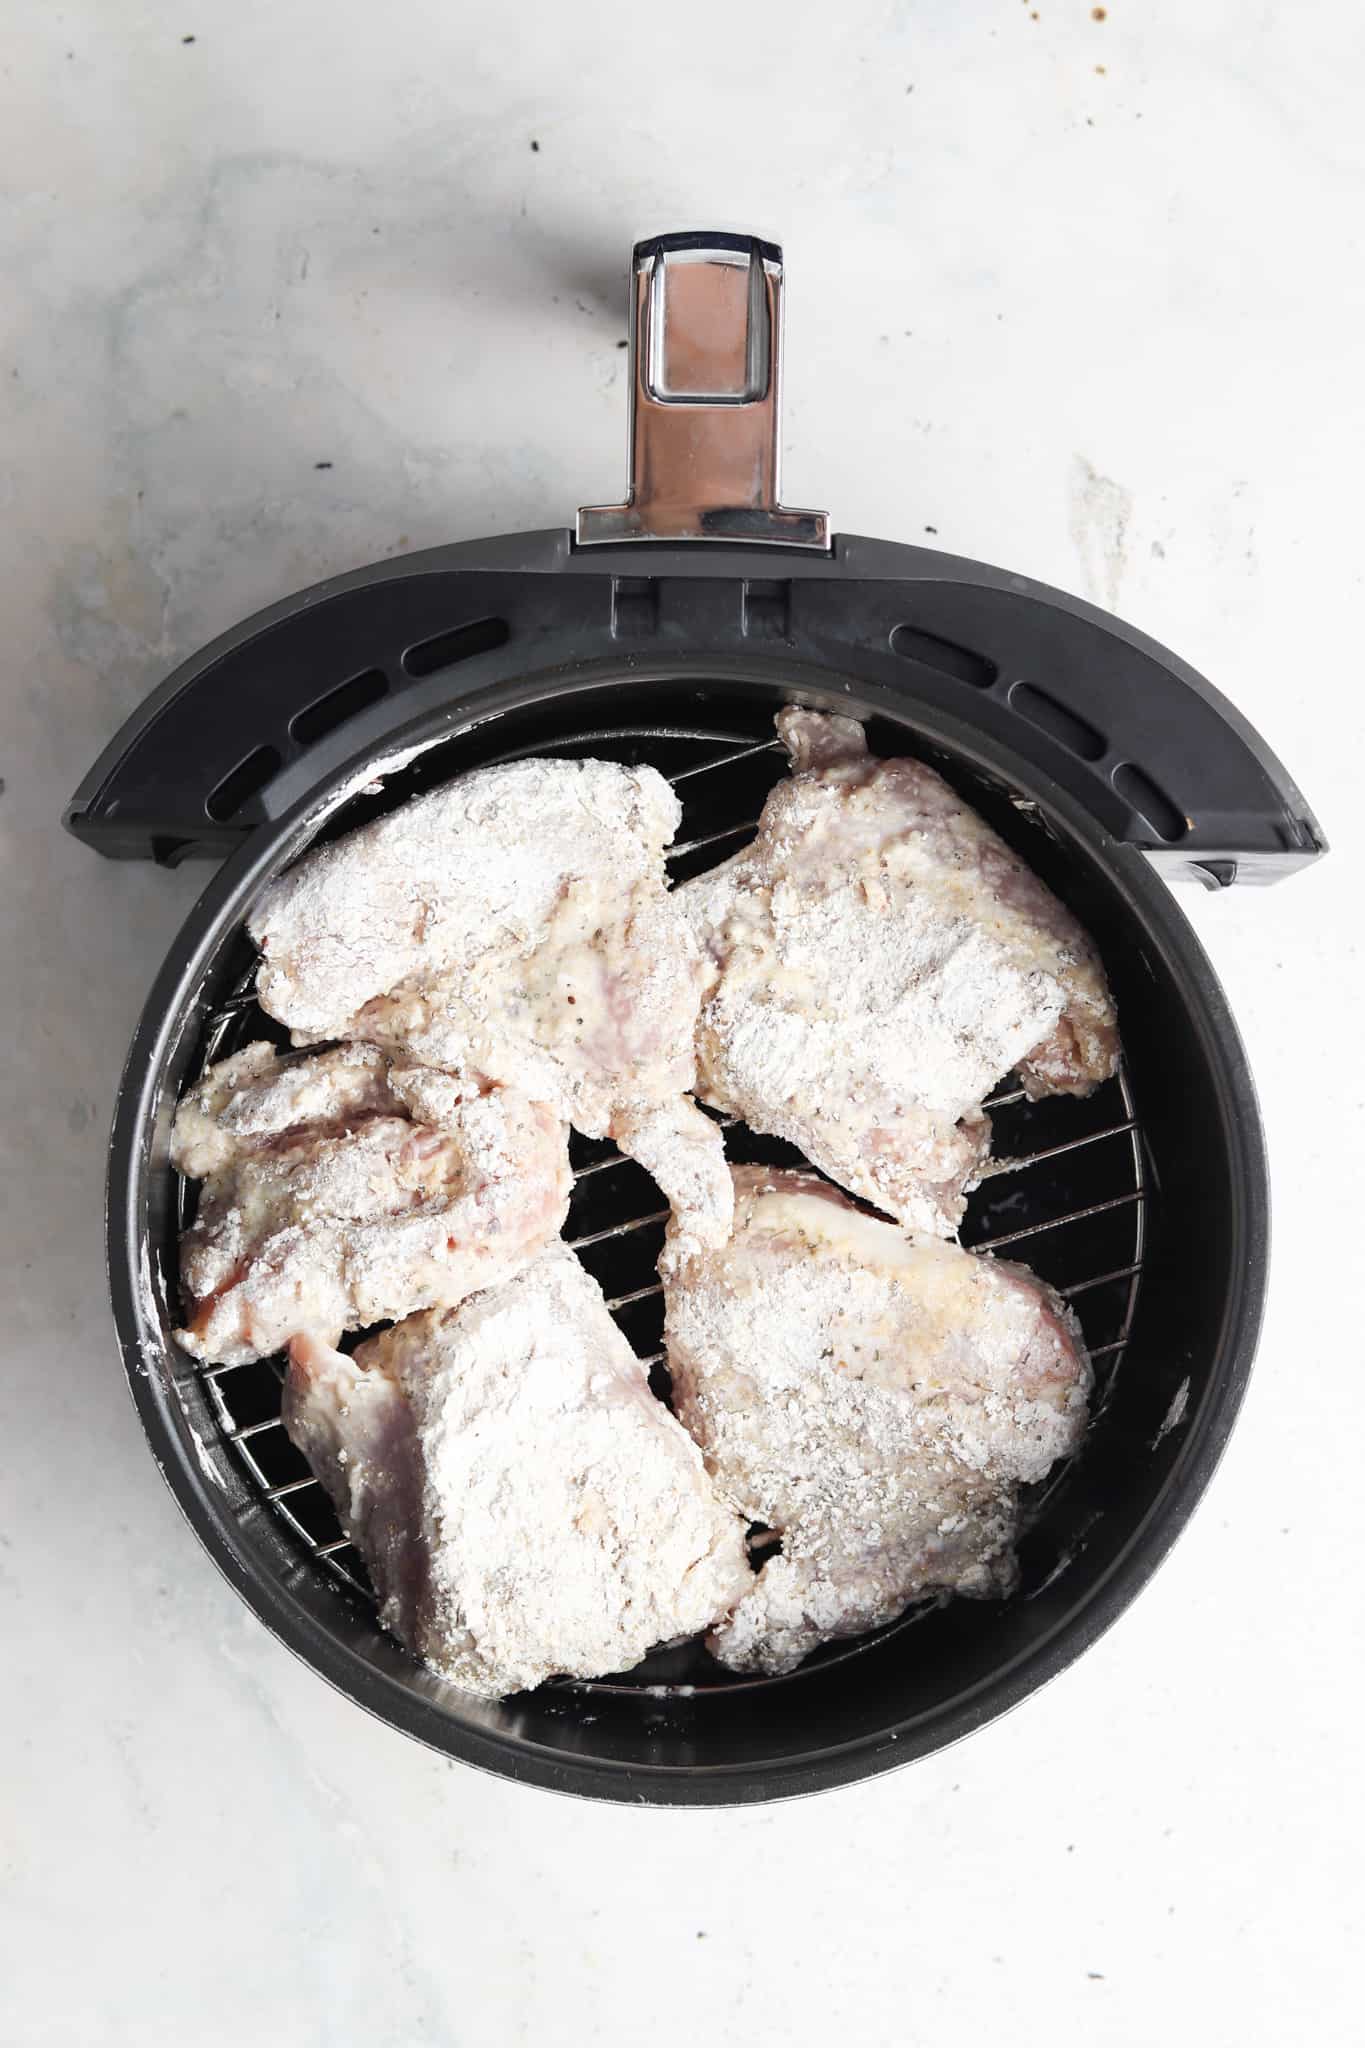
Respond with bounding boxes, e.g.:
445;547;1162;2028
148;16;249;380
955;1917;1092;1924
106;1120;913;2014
247;756;731;1256
283;1247;753;1697
680;711;1118;1236
172;1041;570;1365
662;1166;1091;1676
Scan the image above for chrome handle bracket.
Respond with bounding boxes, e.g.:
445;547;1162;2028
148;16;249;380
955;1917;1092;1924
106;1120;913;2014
577;231;830;549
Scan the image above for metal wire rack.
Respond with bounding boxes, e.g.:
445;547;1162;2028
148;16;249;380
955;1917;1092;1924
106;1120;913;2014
183;725;1147;1690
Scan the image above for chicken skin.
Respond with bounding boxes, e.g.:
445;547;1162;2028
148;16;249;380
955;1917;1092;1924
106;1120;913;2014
283;1248;753;1697
247;755;732;1256
680;711;1118;1236
172;1042;570;1365
662;1166;1092;1676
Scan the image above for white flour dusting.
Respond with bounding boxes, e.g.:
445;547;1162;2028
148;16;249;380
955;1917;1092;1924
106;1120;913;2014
248;752;731;1249
1154;1376;1192;1446
284;1246;752;1697
663;1166;1092;1676
172;1042;570;1365
681;711;1117;1236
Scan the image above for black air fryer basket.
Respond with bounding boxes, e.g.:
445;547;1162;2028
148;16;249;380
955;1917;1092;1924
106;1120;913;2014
70;233;1325;1803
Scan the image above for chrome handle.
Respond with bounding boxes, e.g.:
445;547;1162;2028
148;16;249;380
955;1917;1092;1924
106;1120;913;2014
577;232;829;549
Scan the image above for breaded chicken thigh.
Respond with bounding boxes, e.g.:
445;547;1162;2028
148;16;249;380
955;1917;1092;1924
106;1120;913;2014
662;1166;1091;1676
284;1247;752;1696
680;712;1117;1235
248;756;732;1256
173;1042;569;1364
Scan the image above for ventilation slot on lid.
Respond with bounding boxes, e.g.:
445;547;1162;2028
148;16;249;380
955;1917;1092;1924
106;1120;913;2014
401;616;510;679
1009;682;1107;763
611;579;659;638
742;579;791;638
289;668;388;746
205;745;281;822
889;623;997;690
1112;761;1187;842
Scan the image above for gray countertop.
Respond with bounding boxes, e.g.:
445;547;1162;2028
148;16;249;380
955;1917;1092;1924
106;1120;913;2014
3;2;1360;2042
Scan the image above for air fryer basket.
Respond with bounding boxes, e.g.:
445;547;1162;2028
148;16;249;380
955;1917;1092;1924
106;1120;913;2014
73;235;1324;1802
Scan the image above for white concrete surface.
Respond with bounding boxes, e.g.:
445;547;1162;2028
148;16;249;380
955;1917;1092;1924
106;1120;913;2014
3;2;1361;2042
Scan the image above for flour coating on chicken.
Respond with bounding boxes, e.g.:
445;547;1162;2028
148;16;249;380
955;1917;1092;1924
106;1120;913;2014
247;756;731;1255
172;1042;570;1365
662;1166;1091;1676
680;712;1118;1236
283;1248;753;1697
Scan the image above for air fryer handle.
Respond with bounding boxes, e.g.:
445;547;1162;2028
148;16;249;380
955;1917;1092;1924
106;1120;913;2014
576;232;830;549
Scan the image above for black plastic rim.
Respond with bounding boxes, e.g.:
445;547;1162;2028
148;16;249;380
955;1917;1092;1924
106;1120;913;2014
101;647;1271;1804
